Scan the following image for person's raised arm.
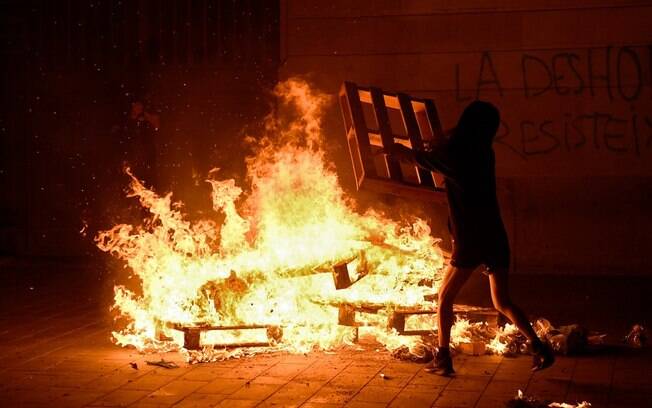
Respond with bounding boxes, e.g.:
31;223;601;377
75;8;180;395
386;142;462;185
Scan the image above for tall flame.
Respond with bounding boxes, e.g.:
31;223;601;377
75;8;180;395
96;78;450;360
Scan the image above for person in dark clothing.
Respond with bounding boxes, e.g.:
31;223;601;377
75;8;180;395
388;101;554;375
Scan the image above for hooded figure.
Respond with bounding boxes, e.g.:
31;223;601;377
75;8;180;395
450;99;500;151
415;100;508;271
388;100;554;376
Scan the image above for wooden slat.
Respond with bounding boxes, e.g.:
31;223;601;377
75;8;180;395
397;93;424;149
368;132;412;149
326;301;493;314
209;342;272;348
370;87;402;181
340;82;377;179
397;93;436;188
424;99;444;145
424;99;446;188
167;323;282;350
168;322;270;331
359;88;432;111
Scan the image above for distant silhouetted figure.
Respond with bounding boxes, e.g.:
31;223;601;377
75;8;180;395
389;100;554;375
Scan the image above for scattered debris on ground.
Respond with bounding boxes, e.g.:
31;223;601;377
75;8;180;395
391;317;610;362
535;318;607;355
391;342;434;363
145;359;179;369
507;390;591;408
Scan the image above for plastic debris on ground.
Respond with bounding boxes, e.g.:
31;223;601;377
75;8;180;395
391;317;608;361
391;342;434;363
535;318;606;355
507;390;591;408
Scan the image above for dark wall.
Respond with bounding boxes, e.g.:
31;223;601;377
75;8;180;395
279;0;652;275
0;0;279;257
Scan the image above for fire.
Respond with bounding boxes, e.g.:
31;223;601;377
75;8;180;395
486;323;519;354
95;78;481;360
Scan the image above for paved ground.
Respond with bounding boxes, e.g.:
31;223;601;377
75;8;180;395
1;258;651;407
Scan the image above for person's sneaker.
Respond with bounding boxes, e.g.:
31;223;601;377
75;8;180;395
424;348;455;376
531;341;555;372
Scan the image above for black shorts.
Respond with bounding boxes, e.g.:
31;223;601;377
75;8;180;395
450;240;510;272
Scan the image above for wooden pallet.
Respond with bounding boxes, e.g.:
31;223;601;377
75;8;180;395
166;322;283;350
334;302;498;336
388;306;499;335
339;81;447;203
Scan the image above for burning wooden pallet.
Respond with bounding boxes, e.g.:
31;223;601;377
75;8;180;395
164;300;496;350
339;81;447;202
165;322;283;350
161;242;451;351
334;301;498;336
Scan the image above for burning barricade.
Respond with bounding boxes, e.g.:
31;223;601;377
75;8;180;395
95;78;602;364
96;78;455;361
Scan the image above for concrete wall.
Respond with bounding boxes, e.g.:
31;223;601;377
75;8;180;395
279;0;652;275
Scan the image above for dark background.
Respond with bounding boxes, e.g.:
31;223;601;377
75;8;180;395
1;0;652;278
0;0;280;259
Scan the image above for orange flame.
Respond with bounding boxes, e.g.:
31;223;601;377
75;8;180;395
96;78;452;360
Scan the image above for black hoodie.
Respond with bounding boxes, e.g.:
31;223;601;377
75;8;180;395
414;101;510;268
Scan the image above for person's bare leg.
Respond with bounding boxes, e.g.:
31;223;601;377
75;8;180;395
488;268;554;371
487;269;538;342
426;265;476;375
437;265;476;348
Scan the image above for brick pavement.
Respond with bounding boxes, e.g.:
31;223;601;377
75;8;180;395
1;259;651;407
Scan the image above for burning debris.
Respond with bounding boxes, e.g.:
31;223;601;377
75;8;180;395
458;318;610;358
507;390;591;408
392;316;611;363
391;317;519;362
